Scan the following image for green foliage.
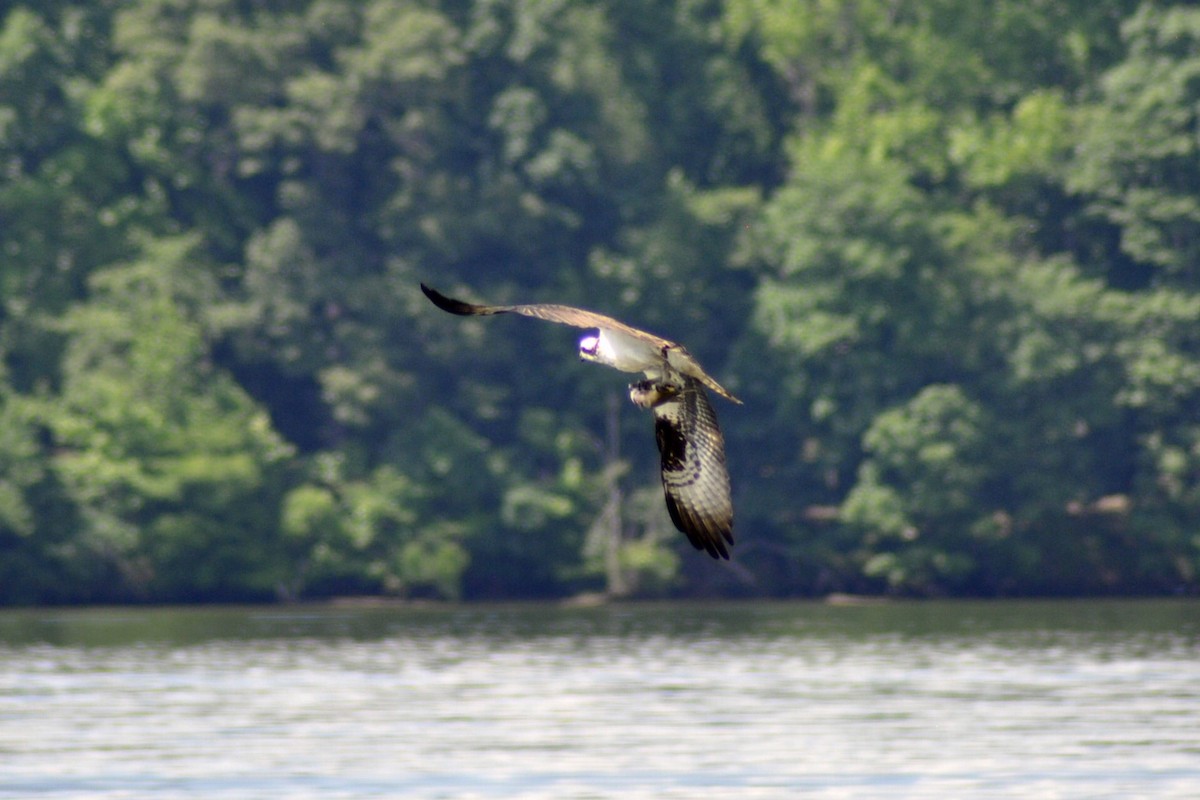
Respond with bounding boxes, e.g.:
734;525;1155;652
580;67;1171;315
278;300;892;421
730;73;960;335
735;0;1196;596
38;236;292;599
280;460;466;599
0;384;39;539
842;386;988;593
1070;5;1200;283
2;0;1200;603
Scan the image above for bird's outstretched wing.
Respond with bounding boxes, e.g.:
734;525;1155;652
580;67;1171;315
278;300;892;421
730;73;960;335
421;283;741;404
651;377;734;559
421;283;672;348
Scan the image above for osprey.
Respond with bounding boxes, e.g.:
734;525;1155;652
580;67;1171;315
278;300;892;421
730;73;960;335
421;283;740;559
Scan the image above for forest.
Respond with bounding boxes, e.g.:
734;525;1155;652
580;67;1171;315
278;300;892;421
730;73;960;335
2;0;1199;603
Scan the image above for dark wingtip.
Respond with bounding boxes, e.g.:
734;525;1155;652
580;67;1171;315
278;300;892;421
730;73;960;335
689;534;727;560
713;527;733;559
708;539;731;560
697;522;733;559
420;283;482;316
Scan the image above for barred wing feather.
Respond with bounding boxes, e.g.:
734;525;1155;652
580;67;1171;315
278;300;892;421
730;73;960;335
652;378;734;559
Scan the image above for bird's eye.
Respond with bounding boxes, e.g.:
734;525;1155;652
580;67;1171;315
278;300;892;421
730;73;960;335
579;334;600;356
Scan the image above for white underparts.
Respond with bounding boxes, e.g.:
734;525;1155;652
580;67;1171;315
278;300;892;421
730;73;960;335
579;328;662;374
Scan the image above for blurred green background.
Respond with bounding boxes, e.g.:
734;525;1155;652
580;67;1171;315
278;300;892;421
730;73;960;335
2;0;1198;603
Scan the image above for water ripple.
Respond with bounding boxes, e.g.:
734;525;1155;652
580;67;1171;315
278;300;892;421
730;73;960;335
0;601;1197;799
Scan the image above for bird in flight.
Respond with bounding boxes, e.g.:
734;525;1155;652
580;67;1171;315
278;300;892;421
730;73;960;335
421;283;740;559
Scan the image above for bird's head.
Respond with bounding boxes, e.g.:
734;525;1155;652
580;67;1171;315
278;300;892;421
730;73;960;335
579;333;601;363
628;380;680;409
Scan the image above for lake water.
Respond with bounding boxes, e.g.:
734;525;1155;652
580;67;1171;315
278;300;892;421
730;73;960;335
0;600;1197;799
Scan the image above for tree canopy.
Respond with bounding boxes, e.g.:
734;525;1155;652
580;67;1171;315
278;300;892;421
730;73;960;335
2;0;1198;603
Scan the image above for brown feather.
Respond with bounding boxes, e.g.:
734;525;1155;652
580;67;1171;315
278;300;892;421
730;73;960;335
421;284;741;404
652;378;734;559
423;283;738;558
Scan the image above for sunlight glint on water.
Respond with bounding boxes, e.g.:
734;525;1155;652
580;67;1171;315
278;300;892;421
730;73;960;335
0;601;1197;799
